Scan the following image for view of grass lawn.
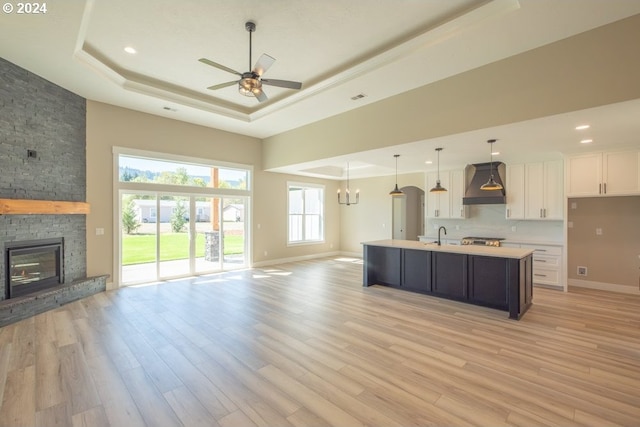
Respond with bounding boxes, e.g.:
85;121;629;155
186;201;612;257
122;232;244;265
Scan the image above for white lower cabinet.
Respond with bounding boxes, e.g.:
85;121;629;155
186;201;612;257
520;244;563;288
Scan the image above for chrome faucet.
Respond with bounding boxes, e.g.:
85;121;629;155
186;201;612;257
437;226;447;246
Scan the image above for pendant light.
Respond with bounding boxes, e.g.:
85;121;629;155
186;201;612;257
429;147;447;193
337;162;359;205
480;139;503;191
389;154;404;196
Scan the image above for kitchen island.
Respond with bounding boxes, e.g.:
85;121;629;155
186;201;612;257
362;239;534;319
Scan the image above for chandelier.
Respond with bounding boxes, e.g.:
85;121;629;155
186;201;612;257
337;162;359;205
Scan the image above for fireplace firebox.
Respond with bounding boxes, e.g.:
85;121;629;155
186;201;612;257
5;238;64;299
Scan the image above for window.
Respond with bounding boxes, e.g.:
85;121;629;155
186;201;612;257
115;147;252;285
288;183;324;244
119;154;248;190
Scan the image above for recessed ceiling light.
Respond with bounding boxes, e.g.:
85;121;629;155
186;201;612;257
124;46;137;54
425;160;433;165
580;139;593;144
491;151;500;156
575;124;590;130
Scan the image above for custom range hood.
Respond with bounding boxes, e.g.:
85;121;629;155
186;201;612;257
463;162;506;205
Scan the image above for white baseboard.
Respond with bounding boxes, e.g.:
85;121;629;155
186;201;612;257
251;251;348;268
106;281;117;291
568;278;640;295
339;251;362;259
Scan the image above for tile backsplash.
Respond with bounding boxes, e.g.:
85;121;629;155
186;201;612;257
425;204;564;243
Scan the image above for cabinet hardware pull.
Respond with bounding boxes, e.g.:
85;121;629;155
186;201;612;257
544;208;547;218
599;183;602;194
604;183;607;194
535;259;547;262
540;208;543;218
536;249;547;252
534;274;547;277
506;208;510;218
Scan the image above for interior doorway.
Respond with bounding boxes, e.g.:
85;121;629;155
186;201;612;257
392;186;425;241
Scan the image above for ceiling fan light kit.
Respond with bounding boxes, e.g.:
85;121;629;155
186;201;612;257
199;21;302;103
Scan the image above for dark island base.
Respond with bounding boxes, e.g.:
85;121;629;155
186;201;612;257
363;245;533;320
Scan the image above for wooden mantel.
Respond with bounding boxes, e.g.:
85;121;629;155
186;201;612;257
0;198;90;215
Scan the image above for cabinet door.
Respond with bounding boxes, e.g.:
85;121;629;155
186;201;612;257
449;170;467;219
566;153;602;197
426;172;450;218
543;160;564;219
525;162;545;219
402;249;431;293
468;256;508;310
432;252;467;299
603;151;640;195
505;164;525;219
365;246;401;286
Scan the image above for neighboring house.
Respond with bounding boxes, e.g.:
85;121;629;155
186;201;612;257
131;200;212;223
223;204;244;222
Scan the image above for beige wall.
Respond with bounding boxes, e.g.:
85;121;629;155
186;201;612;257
86;101;338;284
339;172;425;255
567;197;640;288
263;14;640;169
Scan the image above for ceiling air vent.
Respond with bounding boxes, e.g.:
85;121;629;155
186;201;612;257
350;93;367;101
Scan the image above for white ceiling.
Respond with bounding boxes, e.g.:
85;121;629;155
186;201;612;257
1;0;640;179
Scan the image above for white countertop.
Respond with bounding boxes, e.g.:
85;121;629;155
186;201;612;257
363;239;534;259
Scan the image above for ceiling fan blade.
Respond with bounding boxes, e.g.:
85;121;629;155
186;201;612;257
255;88;268;103
261;79;302;90
253;53;275;76
198;58;243;77
207;80;238;90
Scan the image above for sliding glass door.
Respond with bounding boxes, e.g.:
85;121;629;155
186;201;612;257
120;192;247;285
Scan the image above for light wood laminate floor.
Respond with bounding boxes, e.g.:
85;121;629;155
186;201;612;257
1;257;639;426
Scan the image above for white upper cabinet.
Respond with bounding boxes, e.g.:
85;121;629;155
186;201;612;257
531;160;563;220
426;171;450;218
449;170;468;219
566;151;640;197
505;160;563;220
505;164;525;219
426;170;467;219
603;151;640;195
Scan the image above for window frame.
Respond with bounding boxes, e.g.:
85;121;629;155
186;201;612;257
287;181;325;246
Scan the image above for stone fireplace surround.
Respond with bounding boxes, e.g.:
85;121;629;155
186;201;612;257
0;57;106;327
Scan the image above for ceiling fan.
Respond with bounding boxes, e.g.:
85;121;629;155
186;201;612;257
199;21;302;103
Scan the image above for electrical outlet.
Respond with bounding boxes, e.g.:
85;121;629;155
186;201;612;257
596;228;603;235
567;221;573;228
577;266;588;276
571;202;577;209
511;226;517;232
95;228;104;236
